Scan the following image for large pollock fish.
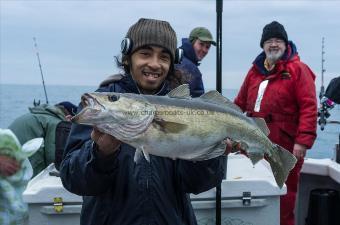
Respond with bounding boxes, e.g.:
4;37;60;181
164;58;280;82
72;85;297;188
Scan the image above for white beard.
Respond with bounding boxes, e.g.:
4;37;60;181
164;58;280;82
266;49;284;62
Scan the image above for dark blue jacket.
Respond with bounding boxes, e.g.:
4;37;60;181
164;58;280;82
60;75;226;225
176;38;204;97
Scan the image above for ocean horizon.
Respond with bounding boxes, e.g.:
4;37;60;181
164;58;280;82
1;83;339;160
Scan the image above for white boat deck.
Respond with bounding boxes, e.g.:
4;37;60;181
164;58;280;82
192;154;286;200
23;154;340;225
23;164;82;203
302;158;340;183
24;154;285;225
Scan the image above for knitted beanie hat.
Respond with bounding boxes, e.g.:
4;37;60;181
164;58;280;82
260;21;288;48
125;18;177;61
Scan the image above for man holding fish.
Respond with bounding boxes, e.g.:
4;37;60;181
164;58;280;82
60;18;230;225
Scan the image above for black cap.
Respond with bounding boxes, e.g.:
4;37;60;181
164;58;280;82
260;21;288;48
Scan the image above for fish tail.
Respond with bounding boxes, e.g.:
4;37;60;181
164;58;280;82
267;144;297;188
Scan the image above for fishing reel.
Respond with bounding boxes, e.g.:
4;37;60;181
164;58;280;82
318;76;340;131
318;97;334;131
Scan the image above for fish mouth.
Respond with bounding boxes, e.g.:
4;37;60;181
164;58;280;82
71;93;114;123
80;93;106;109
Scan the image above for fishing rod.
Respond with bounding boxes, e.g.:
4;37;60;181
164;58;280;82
216;0;223;93
318;37;329;131
319;37;325;100
33;37;49;104
215;1;223;225
317;38;340;131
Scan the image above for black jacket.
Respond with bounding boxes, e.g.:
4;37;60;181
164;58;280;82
325;76;340;104
60;75;226;225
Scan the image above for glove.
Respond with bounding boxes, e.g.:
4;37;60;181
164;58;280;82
223;138;247;156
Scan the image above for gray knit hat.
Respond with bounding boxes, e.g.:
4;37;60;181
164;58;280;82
125;18;177;61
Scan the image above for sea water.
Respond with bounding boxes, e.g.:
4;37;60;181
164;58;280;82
0;84;339;159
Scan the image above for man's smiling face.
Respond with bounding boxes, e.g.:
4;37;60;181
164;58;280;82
130;45;171;94
263;38;286;62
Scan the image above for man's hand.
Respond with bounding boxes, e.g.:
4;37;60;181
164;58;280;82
91;127;122;156
293;143;307;160
0;155;20;177
223;138;247;156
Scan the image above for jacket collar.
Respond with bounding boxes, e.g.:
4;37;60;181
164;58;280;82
180;38;200;65
253;41;298;75
119;74;170;96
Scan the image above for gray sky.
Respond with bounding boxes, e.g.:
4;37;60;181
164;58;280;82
1;0;339;90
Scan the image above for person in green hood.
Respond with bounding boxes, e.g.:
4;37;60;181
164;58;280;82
0;129;43;225
8;102;77;177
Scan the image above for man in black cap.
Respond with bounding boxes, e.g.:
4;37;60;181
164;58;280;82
234;21;317;225
176;27;216;97
8;101;77;176
60;18;227;225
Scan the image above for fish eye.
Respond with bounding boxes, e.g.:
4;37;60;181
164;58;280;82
109;95;120;102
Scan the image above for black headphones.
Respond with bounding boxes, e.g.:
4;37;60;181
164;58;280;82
175;48;183;64
120;38;183;64
120;38;133;55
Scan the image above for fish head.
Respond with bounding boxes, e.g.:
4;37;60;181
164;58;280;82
72;92;155;129
71;92;114;125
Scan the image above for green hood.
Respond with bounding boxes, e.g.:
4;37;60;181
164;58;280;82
0;129;43;162
29;104;65;121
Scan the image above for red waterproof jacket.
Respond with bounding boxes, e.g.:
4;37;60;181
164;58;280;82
234;42;317;151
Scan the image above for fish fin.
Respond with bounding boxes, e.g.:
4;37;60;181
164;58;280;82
200;91;243;112
142;149;151;162
247;151;264;165
266;144;297;188
167;84;191;99
134;147;151;163
134;148;143;163
191;141;226;161
253;118;270;136
153;118;188;133
238;141;249;150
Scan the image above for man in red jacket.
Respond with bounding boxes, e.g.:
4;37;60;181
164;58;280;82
234;21;317;225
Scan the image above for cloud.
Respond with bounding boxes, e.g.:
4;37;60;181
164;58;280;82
1;0;339;89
